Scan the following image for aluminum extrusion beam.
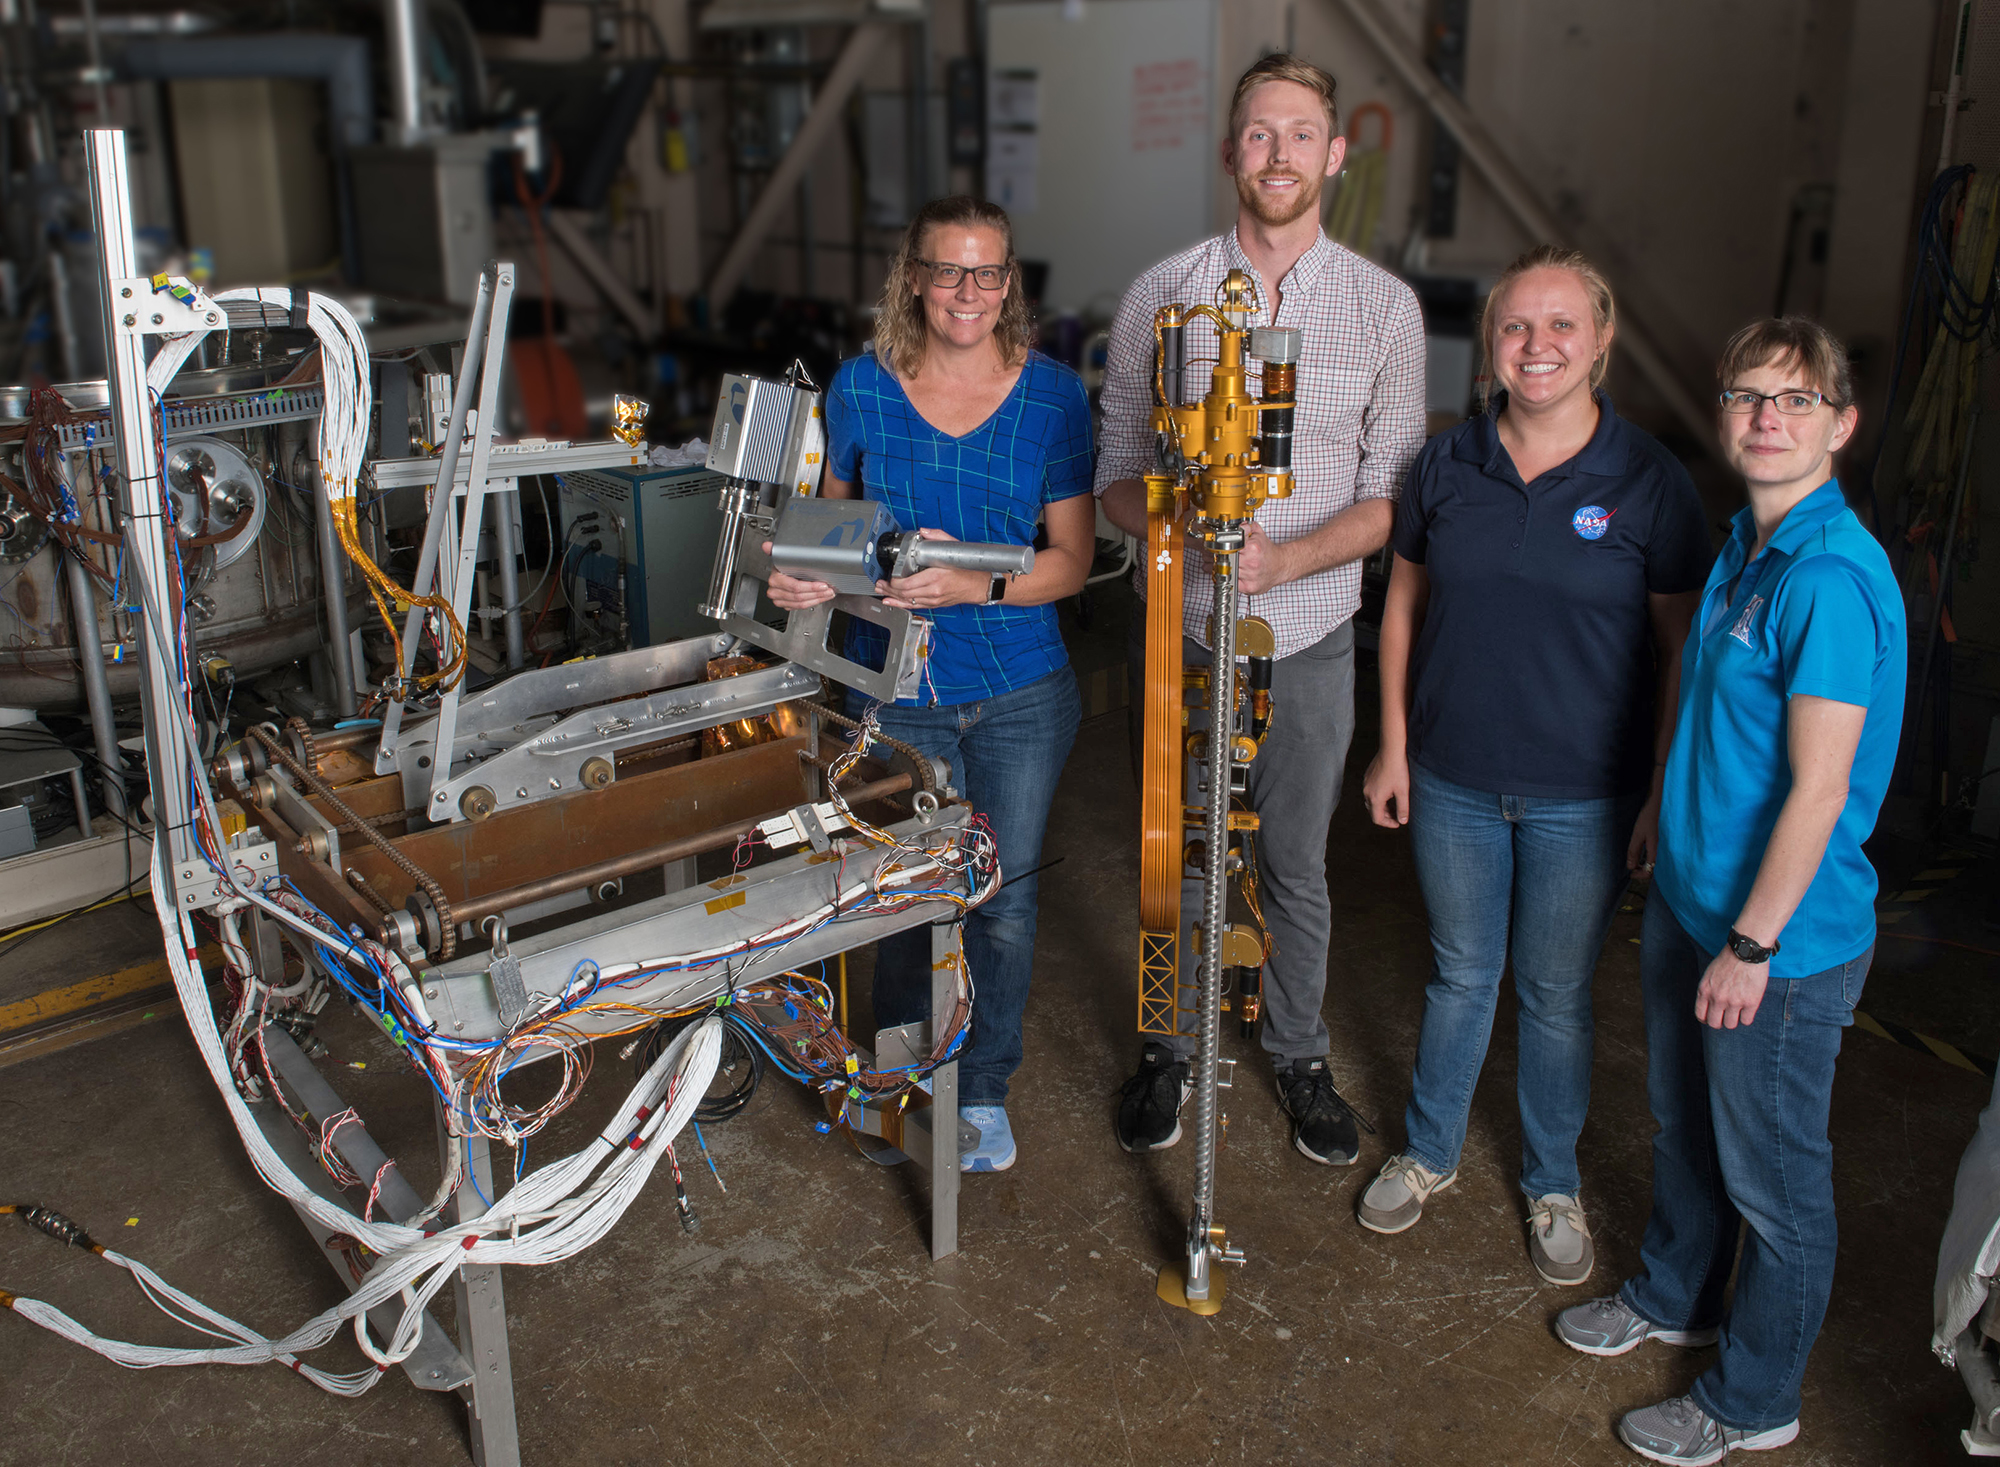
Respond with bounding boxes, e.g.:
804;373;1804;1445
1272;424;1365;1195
1329;0;1714;449
84;130;197;899
374;267;498;774
368;437;647;490
924;919;959;1259
437;1114;519;1467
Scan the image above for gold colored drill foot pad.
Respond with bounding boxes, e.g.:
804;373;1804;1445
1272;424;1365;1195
1157;1261;1227;1315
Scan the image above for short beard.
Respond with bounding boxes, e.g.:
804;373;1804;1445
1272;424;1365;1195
1236;168;1323;227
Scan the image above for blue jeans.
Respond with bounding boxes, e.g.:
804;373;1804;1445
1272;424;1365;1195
864;666;1081;1105
1621;894;1870;1431
1403;763;1640;1197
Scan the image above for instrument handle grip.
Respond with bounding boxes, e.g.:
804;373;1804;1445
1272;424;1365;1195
890;535;1034;577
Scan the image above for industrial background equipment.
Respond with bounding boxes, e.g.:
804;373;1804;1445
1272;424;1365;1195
1137;269;1294;1315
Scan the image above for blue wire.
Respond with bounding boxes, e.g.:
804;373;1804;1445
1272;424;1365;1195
466;1139;492;1208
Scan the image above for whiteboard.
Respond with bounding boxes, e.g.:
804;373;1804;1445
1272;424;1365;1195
987;0;1217;317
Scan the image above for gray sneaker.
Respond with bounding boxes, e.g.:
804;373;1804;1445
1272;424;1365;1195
1555;1295;1720;1356
1527;1192;1594;1285
1357;1154;1456;1234
1618;1394;1799;1465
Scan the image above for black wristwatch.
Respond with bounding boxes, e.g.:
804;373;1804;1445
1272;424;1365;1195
1727;928;1780;964
985;573;1008;605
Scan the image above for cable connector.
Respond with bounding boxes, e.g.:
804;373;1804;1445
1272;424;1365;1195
8;1205;101;1253
756;801;852;854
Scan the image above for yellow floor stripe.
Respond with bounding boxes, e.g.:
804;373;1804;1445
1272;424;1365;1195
0;1005;169;1071
1877;909;1910;925
0;947;217;1035
1917;869;1962;882
1918;1033;1984;1075
1852;1008;1994;1078
1894;889;1937;903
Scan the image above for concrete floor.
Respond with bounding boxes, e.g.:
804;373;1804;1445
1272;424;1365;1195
1;629;1994;1465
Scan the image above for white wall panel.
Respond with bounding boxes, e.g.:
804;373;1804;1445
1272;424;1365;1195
988;0;1218;315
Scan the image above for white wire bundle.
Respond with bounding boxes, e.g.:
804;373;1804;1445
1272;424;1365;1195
6;863;725;1392
145;288;373;507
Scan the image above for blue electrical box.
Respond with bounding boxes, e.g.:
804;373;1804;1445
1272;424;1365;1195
557;462;731;648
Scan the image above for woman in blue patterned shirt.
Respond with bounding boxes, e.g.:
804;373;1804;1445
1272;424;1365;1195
765;195;1096;1172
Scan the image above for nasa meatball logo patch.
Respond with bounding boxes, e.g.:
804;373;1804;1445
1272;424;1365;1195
1572;504;1616;541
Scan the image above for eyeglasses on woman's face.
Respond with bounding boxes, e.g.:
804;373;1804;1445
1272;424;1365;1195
919;260;1010;291
1718;387;1833;416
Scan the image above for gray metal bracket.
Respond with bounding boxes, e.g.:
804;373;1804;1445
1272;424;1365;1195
170;833;278;912
259;773;341;869
425;659;820;823
715;538;929;703
841;920;964;1260
384;634;733;791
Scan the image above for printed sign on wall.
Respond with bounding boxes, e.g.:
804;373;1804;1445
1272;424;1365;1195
1133;59;1206;152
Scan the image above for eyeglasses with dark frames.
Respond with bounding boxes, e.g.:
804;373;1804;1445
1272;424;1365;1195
1718;388;1837;416
919;260;1011;291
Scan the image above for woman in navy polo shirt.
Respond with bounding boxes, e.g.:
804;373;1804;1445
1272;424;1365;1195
764;196;1095;1173
1556;320;1904;1465
1358;246;1709;1283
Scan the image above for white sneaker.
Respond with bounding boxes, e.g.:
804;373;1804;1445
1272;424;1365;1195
1528;1192;1594;1285
1357;1154;1456;1234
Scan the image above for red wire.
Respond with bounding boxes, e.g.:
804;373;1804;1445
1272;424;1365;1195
512;149;567;417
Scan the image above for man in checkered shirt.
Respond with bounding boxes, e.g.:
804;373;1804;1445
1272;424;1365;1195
1098;53;1425;1166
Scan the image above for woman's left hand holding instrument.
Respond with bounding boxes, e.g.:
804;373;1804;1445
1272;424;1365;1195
878;528;1001;610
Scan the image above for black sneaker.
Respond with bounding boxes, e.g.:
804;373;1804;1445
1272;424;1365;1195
1116;1041;1191;1153
1275;1057;1361;1165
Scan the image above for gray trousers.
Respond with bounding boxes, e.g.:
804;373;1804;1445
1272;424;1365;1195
1127;614;1357;1067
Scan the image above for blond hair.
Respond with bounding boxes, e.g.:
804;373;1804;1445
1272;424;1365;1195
1228;52;1340;135
1478;245;1618;399
1715;316;1855;408
874;196;1033;378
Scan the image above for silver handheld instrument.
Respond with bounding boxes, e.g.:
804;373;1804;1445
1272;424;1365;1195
881;534;1034;579
765;497;1031;597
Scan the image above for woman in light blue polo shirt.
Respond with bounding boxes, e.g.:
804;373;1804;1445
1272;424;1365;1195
1554;318;1906;1466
